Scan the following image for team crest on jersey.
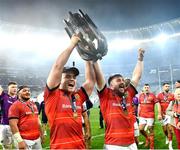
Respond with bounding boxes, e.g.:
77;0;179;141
74;94;80;100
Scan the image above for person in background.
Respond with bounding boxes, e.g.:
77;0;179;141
39;100;48;136
166;88;180;149
99;105;104;129
175;80;180;89
0;82;18;149
138;84;158;149
157;82;174;150
8;85;44;149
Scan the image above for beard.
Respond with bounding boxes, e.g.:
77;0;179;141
22;97;30;101
114;84;125;97
20;94;30;101
165;89;169;93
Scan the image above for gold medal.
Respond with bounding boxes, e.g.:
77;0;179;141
73;112;78;119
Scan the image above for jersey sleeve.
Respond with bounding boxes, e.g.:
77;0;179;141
154;94;159;103
156;93;161;102
127;84;138;98
8;102;20;120
44;84;59;103
97;84;108;101
169;94;175;101
75;87;89;105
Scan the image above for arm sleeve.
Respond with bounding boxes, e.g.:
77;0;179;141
76;87;89;105
8;103;20;120
44;85;59;104
97;84;108;102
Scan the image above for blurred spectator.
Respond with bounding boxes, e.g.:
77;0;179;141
166;88;180;149
0;82;18;149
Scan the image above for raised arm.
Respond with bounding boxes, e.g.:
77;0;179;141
82;61;96;96
47;35;80;89
93;61;106;91
131;48;145;88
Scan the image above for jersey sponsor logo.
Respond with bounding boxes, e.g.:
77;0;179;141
7;100;13;104
26;111;38;115
112;102;131;107
62;104;81;110
74;94;80;100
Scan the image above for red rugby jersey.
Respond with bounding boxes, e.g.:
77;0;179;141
139;93;157;118
98;84;137;146
157;92;174;115
44;86;88;149
8;100;40;140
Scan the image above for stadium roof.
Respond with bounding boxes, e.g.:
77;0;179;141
0;0;180;31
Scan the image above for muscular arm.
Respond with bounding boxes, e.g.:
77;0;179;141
82;61;96;96
38;118;45;144
9;119;27;149
82;111;91;140
9;119;20;134
47;35;80;89
93;61;106;91
156;102;162;120
131;48;145;88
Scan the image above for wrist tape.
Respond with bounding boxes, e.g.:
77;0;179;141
13;132;23;143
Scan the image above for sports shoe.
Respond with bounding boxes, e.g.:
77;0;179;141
166;136;169;144
168;141;173;150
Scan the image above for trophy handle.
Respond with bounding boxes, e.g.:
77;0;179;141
79;9;97;28
64;27;72;38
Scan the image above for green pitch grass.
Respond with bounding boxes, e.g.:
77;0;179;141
41;107;177;149
0;107;178;149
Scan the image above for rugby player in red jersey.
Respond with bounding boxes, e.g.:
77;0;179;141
157;82;174;149
44;34;95;149
92;48;145;150
8;86;44;149
138;84;158;149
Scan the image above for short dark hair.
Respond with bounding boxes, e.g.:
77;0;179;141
144;83;150;86
162;82;170;86
176;80;180;83
108;74;123;85
8;82;17;86
17;85;29;93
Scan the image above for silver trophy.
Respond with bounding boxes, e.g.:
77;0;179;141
63;9;108;61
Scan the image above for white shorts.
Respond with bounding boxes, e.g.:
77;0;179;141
139;117;154;126
134;121;139;137
160;115;171;126
0;125;13;146
14;137;42;150
25;137;42;150
0;124;3;144
104;143;137;150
